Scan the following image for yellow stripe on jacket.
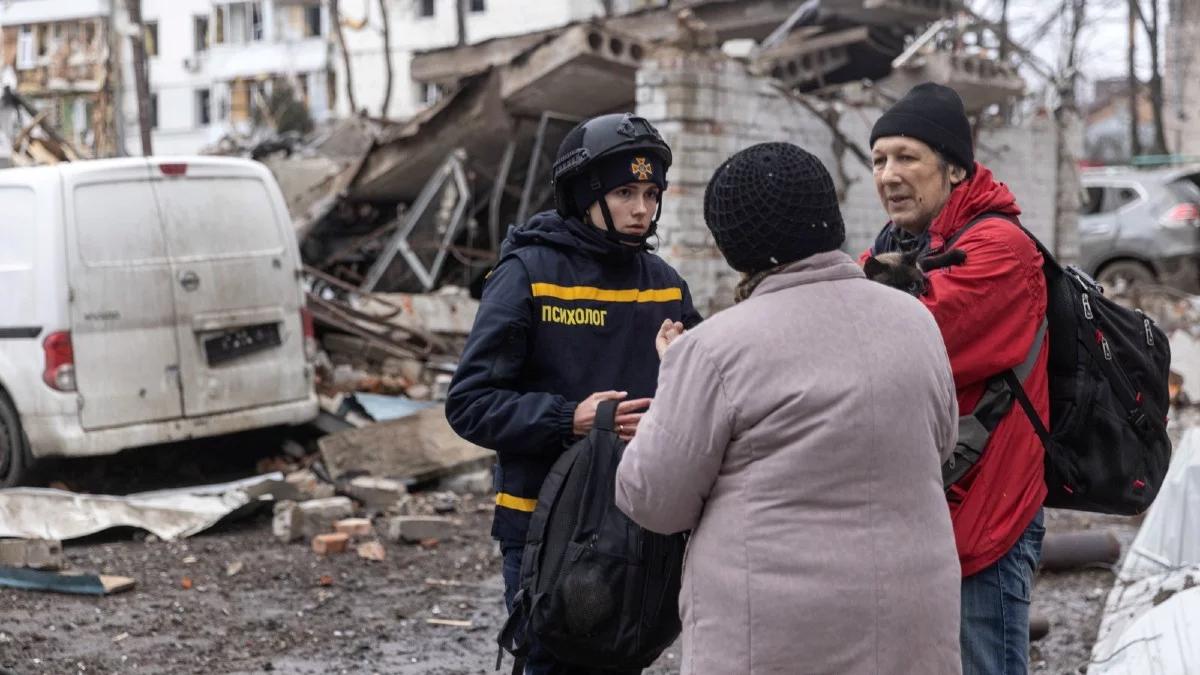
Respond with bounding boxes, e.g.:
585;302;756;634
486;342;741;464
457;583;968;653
495;492;538;512
529;283;682;303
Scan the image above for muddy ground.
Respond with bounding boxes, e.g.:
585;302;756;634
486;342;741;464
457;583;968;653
0;435;1144;674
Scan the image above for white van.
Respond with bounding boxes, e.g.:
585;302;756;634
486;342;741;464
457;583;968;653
0;156;318;486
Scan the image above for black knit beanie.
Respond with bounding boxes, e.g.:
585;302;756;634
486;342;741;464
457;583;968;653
869;82;975;175
570;150;668;216
703;143;845;275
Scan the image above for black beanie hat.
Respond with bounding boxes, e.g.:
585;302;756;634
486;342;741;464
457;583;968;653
570;150;668;216
703;142;845;274
869;82;975;175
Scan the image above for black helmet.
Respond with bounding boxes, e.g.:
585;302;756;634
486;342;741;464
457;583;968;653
552;113;672;245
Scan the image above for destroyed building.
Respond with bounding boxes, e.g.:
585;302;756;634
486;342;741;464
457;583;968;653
291;0;1078;318
0;2;119;163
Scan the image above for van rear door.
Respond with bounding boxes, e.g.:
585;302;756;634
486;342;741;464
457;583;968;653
147;161;309;417
64;162;185;429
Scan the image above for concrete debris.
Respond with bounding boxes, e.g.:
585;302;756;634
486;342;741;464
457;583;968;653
273;496;355;543
385;515;461;544
333;518;374;537
312;532;350;555
285;468;337;501
343;476;409;511
0;538;64;571
356;540;387;562
438;468;494;496
317;405;494;486
225;561;245;577
0;473;290;541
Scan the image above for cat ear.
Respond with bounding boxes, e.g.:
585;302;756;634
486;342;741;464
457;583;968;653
863;256;885;279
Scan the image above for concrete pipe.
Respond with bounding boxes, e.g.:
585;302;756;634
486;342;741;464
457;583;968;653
1029;613;1050;642
1039;530;1121;572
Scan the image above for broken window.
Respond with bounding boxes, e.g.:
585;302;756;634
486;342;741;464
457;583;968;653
36;25;49;57
218;2;262;44
16;26;36;69
144;21;158;57
470;0;485;12
251;3;263;41
194;15;210;52
304;5;322;37
196;89;212;126
214;7;225;43
230;79;251;122
419;0;436;18
415;81;440;106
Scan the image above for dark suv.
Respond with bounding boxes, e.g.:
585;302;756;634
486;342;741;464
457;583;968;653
1079;165;1200;294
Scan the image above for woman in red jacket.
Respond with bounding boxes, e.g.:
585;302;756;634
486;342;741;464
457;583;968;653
863;82;1049;675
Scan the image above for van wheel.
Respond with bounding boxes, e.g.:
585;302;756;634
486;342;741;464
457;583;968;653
1097;261;1156;297
0;393;32;488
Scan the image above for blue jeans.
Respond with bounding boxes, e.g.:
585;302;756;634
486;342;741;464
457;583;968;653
960;509;1045;675
500;541;640;675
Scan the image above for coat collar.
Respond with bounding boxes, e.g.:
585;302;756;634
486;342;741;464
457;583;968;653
750;250;865;298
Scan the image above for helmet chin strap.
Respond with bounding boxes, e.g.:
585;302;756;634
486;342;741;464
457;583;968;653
589;172;658;247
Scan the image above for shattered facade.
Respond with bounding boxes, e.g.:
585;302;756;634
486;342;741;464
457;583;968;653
127;0;333;155
0;4;119;159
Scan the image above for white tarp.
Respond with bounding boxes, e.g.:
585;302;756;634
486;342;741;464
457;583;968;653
0;473;291;541
1122;427;1200;578
1091;429;1200;673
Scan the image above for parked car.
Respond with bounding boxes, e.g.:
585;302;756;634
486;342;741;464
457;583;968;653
1078;165;1200;294
0;157;319;487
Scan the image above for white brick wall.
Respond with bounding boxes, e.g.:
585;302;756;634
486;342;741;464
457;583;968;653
638;54;1066;313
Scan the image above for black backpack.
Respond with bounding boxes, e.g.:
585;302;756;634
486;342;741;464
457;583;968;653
497;400;684;673
930;213;1173;515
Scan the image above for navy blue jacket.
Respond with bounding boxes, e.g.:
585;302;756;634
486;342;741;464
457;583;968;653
445;211;702;542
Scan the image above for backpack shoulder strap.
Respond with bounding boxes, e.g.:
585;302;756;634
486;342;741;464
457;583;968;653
944;317;1048;489
944;211;1016;249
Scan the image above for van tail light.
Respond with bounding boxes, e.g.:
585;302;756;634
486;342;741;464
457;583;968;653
159;162;188;176
300;307;317;361
1161;202;1200;228
43;331;76;392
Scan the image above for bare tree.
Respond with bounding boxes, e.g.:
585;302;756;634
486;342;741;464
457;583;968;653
1128;1;1142;158
329;0;358;114
378;0;394;117
124;0;153;155
1130;0;1170;155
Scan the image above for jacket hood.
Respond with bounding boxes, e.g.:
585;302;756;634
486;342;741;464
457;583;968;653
927;162;1021;244
499;210;643;263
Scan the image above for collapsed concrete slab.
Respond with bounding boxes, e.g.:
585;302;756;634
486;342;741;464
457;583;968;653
317;405;494;485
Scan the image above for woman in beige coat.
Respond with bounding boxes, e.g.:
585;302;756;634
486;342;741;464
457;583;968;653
615;143;962;674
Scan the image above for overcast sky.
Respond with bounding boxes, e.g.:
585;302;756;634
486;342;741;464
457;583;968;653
965;0;1169;96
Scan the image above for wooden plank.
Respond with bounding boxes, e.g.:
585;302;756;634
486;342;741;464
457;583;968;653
318;404;494;484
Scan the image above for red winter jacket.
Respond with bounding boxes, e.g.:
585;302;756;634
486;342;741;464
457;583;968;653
860;162;1048;577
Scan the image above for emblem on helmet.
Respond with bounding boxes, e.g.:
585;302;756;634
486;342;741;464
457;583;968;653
630;157;653;181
